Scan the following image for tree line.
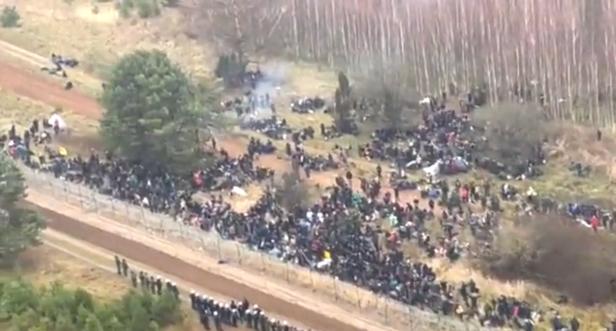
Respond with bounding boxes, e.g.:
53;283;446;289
0;279;182;331
188;0;616;128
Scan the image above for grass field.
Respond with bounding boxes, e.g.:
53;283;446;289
0;0;214;96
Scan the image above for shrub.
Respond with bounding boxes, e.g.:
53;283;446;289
135;0;160;18
0;279;182;330
479;215;616;305
274;172;311;211
1;6;20;28
472;103;548;166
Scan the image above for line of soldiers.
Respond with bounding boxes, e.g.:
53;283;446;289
189;291;306;331
115;255;307;331
114;255;179;299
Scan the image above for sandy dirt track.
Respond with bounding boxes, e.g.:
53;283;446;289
27;201;365;331
0;60;102;119
42;229;254;331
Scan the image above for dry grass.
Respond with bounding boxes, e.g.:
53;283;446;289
0;0;215;93
428;258;616;331
511;123;616;205
0;245;131;301
0;246;228;331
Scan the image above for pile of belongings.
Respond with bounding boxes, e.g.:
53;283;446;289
240;116;291;140
389;172;418;191
568;162;591;177
247;138;276;155
297;153;339;172
475;157;543;180
423;157;470;178
52;54;79;68
291;97;326;114
41;54;79;75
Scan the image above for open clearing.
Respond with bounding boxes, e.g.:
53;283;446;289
1;0;616;330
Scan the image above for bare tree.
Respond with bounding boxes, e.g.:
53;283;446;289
185;0;616;128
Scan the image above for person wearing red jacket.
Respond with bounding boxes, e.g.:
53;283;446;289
591;214;600;232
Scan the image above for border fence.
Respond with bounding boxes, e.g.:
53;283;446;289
22;167;487;331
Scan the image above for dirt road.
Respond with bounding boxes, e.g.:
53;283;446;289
43;229;254;331
0;60;102;119
27;201;363;331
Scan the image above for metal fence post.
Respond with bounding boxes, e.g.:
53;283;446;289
260;252;265;271
309;269;314;289
140;204;145;222
216;235;222;262
333;277;338;301
62;181;68;201
77;184;84;208
285;261;290;282
384;298;389;323
91;190;98;213
236;243;242;264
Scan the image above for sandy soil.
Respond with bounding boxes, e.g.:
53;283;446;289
0;60;101;119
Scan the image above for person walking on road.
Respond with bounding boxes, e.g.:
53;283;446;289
121;258;129;277
114;255;122;275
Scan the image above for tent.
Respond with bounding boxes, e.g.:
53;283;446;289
48;113;67;130
423;160;442;177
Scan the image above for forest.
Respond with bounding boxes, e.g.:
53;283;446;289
188;0;616;127
0;279;181;331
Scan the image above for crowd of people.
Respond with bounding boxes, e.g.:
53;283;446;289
4;77;616;330
240;117;291;140
5;112;614;330
187;169;590;330
189;292;303;331
358;103;544;180
290;97;326;114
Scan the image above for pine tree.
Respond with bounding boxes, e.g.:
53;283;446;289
101;50;209;175
0;154;45;266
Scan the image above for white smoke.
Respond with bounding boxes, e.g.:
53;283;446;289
244;61;289;121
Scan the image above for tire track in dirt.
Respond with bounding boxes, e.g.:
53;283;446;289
0;60;102;120
26;202;361;331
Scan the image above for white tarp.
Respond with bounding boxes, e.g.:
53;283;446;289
48;113;67;130
423;160;441;177
231;186;248;197
419;97;431;105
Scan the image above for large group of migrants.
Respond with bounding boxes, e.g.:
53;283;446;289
4;75;616;331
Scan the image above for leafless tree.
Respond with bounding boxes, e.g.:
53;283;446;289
185;0;616;128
